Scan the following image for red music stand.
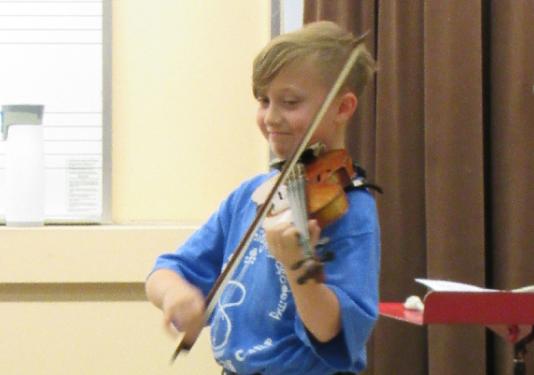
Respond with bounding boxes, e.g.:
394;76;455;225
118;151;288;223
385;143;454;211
380;292;534;374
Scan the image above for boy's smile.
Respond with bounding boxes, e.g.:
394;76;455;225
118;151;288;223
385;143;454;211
255;58;344;160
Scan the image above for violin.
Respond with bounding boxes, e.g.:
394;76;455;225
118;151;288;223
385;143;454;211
286;146;355;228
255;145;356;284
171;37;369;362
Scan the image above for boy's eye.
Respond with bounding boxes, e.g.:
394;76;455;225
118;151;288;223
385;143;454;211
283;99;299;106
257;96;269;107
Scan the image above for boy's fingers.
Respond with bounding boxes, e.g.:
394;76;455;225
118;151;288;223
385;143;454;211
281;226;300;247
162;316;180;338
308;219;321;245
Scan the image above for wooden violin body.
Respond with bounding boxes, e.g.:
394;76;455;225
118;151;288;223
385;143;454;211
254;148;356;228
252;147;358;285
304;149;355;228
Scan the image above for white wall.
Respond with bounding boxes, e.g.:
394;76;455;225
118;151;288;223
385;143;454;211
112;1;270;223
0;1;271;374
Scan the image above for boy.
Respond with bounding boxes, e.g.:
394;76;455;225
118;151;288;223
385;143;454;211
146;21;380;375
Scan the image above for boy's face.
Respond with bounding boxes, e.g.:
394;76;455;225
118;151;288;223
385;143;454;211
255;59;342;160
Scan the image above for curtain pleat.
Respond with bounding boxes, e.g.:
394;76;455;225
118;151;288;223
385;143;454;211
424;1;486;373
303;0;534;374
490;1;534;374
372;1;427;374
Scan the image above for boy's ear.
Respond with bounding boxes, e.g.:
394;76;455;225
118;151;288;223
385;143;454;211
336;92;358;122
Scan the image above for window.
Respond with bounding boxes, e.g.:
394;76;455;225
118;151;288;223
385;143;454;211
0;0;111;223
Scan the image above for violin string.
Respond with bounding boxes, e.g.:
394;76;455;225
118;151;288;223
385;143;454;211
287;164;313;258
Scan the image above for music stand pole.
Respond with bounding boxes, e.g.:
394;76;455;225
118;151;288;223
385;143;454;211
514;327;534;375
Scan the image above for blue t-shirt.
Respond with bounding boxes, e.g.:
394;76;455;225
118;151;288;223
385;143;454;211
152;172;380;375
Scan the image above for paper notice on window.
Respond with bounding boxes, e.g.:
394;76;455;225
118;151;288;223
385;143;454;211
0;0;104;223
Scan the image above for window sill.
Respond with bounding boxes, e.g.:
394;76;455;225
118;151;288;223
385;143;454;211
0;224;198;284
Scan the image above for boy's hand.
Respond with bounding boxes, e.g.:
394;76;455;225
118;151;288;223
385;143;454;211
146;269;206;336
264;219;342;342
161;282;205;337
264;219;321;270
146;269;206;337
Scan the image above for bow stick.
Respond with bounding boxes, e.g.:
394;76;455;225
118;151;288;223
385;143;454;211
171;33;369;363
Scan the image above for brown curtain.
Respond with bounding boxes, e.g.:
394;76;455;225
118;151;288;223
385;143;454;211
304;1;534;374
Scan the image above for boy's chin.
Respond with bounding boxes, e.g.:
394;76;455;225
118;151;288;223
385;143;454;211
270;147;291;160
270;142;322;160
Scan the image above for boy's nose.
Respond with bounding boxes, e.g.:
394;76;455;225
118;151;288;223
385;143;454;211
264;105;282;127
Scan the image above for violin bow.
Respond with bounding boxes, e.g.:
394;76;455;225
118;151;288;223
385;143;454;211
171;33;369;363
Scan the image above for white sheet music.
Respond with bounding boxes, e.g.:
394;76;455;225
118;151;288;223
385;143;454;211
415;278;534;293
415;278;497;292
0;0;104;222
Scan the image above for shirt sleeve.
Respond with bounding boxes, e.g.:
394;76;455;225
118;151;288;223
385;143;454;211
148;173;271;298
149;199;231;298
293;191;381;371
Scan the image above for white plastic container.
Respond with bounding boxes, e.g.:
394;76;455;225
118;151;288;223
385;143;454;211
1;105;45;226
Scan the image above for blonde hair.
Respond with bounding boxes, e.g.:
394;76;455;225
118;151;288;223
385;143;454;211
252;21;376;98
